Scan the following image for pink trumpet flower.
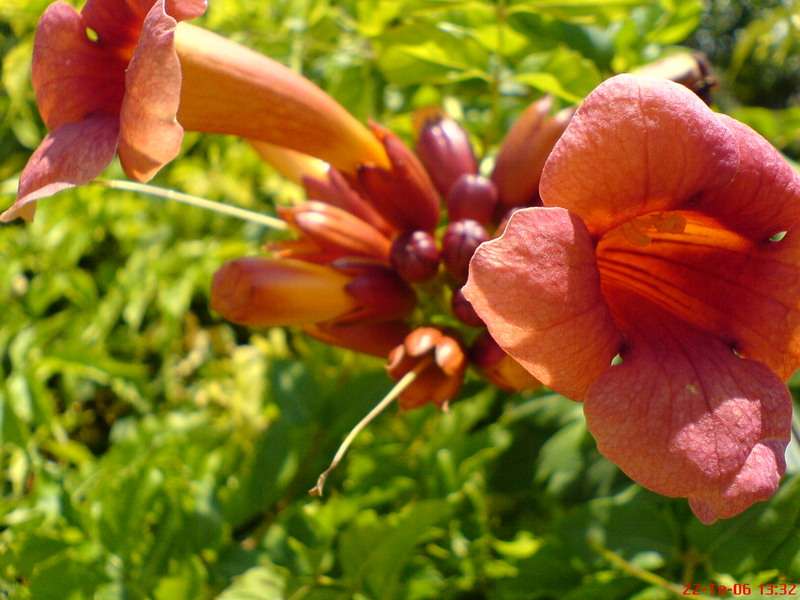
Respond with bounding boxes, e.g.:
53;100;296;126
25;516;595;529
2;0;387;223
464;74;800;523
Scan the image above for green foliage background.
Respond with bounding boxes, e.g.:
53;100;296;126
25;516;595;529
1;0;800;598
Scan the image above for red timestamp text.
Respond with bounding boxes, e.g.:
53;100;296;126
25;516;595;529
683;582;799;596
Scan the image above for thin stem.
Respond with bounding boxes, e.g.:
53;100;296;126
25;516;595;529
588;536;716;599
309;355;434;497
95;179;288;230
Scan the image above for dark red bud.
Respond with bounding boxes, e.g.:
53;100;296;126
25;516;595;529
387;327;467;410
404;326;441;356
303;320;411;357
277;201;391;263
491;97;573;211
332;259;417;324
446;174;498;225
451;286;484;327
442;219;489;281
414;107;478;197
302;167;393;235
390;230;440;283
357;122;441;233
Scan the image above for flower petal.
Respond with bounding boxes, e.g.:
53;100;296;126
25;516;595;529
164;0;207;20
117;0;184;181
583;290;791;524
463;207;623;400
1;116;119;222
32;1;128;130
81;0;151;47
540;74;739;236
696;115;800;240
596;211;800;382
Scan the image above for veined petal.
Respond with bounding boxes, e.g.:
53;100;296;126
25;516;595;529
540;75;739;236
32;2;128;130
80;0;205;44
1;116;119;222
696;115;800;240
81;0;151;47
173;24;389;173
463;207;623;400
596;211;800;382
118;0;184;181
583;291;791;524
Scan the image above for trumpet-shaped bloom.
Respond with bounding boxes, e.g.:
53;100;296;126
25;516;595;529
464;74;800;523
211;257;361;327
3;0;387;222
211;257;416;328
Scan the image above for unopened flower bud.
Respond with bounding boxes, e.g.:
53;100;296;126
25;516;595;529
387;327;467;410
442;219;489;281
390;230;441;283
491;96;573;211
446;174;498;224
174;24;390;175
302;166;393;235
414;107;478;197
471;331;541;393
633;53;717;105
303;320;411;357
332;258;418;324
451;286;484;327
358;122;441;233
276;201;391;263
210;257;359;327
247;141;329;184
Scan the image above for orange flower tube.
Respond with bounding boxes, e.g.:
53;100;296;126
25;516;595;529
2;0;388;222
211;257;360;327
172;23;388;174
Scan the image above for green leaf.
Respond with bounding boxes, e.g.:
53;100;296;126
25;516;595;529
510;0;653;26
339;499;451;598
645;0;703;45
558;486;682;569
535;418;592;494
686;473;800;579
216;564;287;600
375;22;490;87
493;538;583;598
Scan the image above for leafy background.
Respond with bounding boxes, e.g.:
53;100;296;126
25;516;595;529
1;0;800;598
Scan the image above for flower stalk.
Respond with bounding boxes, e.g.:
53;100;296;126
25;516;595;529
310;355;434;497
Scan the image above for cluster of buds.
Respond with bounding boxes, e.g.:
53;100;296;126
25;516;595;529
211;97;571;409
1;0;716;412
198;48;716;412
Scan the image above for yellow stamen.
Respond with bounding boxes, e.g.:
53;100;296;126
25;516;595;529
610;211;687;247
